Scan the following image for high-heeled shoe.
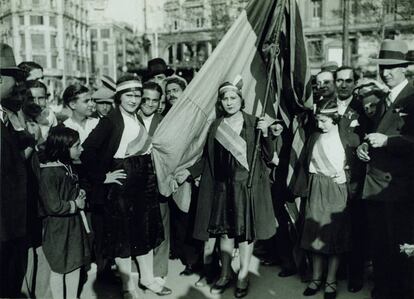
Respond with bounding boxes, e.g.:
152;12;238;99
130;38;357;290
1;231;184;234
324;281;337;299
303;279;323;296
138;280;172;296
210;275;233;295
234;276;250;298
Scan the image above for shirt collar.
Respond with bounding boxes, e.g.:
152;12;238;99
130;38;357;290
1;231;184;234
337;96;353;107
389;79;408;103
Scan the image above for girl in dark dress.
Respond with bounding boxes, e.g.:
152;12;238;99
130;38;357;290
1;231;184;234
81;75;170;298
38;126;90;299
186;81;277;298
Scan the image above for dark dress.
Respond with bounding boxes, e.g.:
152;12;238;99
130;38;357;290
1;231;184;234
103;155;164;258
192;112;277;242
38;163;91;274
208;128;253;240
81;107;164;259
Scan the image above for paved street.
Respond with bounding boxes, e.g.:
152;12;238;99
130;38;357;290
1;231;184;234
76;256;372;299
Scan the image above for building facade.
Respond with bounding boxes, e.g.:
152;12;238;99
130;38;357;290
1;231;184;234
298;0;414;74
0;0;91;96
157;0;249;72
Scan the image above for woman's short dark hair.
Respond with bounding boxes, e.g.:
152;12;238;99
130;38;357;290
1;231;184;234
216;81;245;116
44;125;80;164
314;99;341;124
114;74;142;104
62;84;89;107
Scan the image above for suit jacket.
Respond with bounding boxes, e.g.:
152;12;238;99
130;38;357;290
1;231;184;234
1;123;28;241
362;83;414;202
81;107;127;205
191;112;277;241
338;97;368;199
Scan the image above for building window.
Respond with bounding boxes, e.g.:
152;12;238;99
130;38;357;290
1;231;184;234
102;67;109;76
49;16;56;27
32;55;47;68
30;15;44;25
90;29;97;39
50;34;57;48
91;41;97;51
32;0;40;6
31;33;45;49
102;41;108;51
311;0;322;18
19;16;24;25
101;28;110;38
103;54;109;64
196;17;204;28
174;20;178;30
308;40;323;60
51;55;57;68
50;0;56;7
20;33;25;50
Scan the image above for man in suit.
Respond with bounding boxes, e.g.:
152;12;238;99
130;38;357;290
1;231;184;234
335;66;367;293
316;69;336;103
356;40;414;299
138;81;168;282
91;86;114;119
0;43;33;298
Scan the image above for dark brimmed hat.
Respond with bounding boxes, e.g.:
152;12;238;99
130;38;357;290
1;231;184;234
370;39;410;65
0;43;27;81
147;58;174;78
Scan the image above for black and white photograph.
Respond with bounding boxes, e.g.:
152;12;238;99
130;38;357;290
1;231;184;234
1;0;414;298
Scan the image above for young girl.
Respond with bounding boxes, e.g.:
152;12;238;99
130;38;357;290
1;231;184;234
187;81;277;298
38;126;91;299
299;100;351;299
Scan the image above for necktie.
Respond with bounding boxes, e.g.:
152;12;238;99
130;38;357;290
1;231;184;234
385;93;393;109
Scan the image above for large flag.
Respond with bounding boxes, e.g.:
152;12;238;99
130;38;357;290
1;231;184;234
151;0;312;211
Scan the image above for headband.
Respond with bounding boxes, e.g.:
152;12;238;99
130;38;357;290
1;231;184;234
219;85;241;95
116;80;142;93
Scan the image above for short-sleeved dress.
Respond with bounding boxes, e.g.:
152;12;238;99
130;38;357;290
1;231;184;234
300;128;351;254
38;162;91;274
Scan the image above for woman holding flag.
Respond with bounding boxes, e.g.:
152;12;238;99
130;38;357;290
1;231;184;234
81;75;171;298
188;80;277;298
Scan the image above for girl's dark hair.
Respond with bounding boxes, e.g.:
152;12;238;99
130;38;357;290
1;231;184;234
43;125;80;164
315;99;341;125
216;81;245;116
62;84;89;107
114;74;142;104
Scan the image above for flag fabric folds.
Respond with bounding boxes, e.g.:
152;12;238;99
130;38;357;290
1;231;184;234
151;0;312;212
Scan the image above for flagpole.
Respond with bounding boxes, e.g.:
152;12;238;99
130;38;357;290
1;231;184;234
248;0;288;188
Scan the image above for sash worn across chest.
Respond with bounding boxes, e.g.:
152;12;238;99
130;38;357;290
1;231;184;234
125;121;153;157
215;120;249;171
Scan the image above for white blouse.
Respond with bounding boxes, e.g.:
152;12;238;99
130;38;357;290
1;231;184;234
113;111;141;159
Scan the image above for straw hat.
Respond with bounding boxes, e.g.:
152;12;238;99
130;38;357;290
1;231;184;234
370;39;411;65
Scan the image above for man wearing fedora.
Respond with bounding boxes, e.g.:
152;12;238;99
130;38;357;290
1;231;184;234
0;43;32;298
356;39;414;299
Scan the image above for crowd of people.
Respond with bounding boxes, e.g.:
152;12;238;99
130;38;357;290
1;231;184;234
0;38;413;299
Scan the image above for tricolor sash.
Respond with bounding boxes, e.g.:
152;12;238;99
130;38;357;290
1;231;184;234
311;138;341;177
215;120;249;171
125;121;153;157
